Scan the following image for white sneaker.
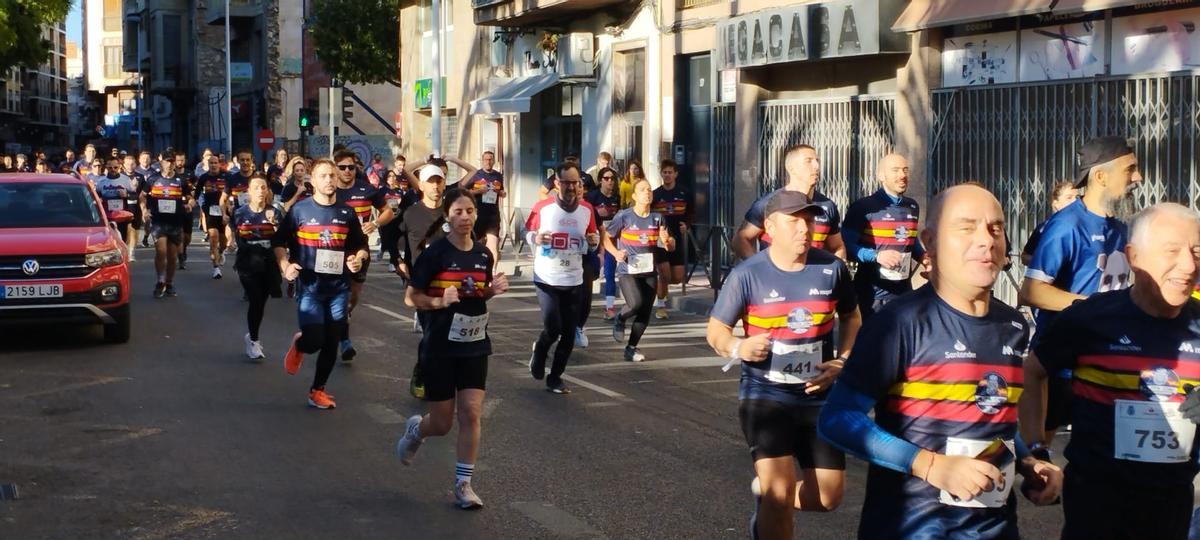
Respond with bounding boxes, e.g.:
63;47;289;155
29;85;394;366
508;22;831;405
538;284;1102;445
128;253;137;262
454;479;484;510
218;253;226;267
574;327;589;348
388;263;397;273
244;333;264;359
212;267;222;279
396;415;424;465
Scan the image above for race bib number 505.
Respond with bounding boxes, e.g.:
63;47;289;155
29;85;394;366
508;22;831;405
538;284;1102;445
315;249;344;275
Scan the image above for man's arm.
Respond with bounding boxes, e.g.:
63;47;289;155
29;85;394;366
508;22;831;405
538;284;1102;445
1019;279;1085;311
732;221;760;259
1018;351;1052;447
442;156;478;184
825;232;847;261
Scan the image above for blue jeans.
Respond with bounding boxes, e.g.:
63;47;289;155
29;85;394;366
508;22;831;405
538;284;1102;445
602;251;617;298
295;275;350;390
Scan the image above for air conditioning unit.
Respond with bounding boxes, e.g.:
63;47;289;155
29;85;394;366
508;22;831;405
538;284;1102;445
558;32;594;78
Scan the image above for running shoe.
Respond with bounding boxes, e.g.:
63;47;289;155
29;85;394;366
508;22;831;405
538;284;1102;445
612;318;626;343
412;317;422;333
396;415;424;465
218;253;226;267
388;263;397;274
340;339;357;363
575;327;589;348
153;282;166;299
655;306;668;320
603;307;615;320
245;333;264;360
454;480;484;510
624;346;645;363
528;343;545;381
164;283;177;297
128;253;137;263
546;380;571;394
283;332;303;375
212;267;222;279
178;251;187;270
308;388;336;409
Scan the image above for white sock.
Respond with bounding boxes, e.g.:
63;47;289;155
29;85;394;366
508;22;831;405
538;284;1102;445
605;296;615;309
654;297;666;308
455;462;474;483
157;273;165;283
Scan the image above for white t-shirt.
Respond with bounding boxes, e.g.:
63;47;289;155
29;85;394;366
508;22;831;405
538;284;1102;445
524;197;597;287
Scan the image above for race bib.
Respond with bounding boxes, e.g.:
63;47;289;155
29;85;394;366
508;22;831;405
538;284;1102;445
482;190;498;204
548;249;582;273
237;193;249;206
939;438;1015;508
449;312;489;343
315;249;344;275
1114;400;1196;463
387;198;400;210
157;199;177;214
208;205;222;217
764;341;821;385
879;251;913;281
627;252;655;274
106;199;124;211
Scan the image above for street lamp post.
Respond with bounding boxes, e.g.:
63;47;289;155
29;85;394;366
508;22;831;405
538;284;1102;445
431;0;440;156
127;13;143;151
225;0;233;156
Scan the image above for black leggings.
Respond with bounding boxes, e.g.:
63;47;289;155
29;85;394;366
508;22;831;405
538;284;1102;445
298;320;344;390
617;273;656;347
238;260;281;341
534;282;580;385
379;223;401;265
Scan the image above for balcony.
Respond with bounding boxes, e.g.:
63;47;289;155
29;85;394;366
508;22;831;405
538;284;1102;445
205;0;264;25
474;0;635;27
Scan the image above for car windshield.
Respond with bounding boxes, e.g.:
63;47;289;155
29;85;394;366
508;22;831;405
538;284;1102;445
0;183;103;228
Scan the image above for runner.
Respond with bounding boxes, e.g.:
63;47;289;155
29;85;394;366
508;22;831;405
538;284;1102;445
266;148;289;185
225;150;256;255
606;178;674;362
1021;202;1200;539
706;191;861;539
1019;180;1078;266
733;144;846;260
121;153;146;256
195;154;229;279
173;152;195;270
74;144;97;178
394;187;510;510
379;170;413;273
233;175;283;360
94;157;135;261
396;164;449;399
459;150;505;262
584;167;622;321
841;153;924;320
333;149;397;363
139;149;194;298
525;162;600;394
819;183;1061;539
1018;136;1140;453
650;159;691;320
618;159;645;209
274;159;369;409
280;156;311;211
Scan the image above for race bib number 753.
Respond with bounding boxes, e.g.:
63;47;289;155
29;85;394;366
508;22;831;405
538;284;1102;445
1114;399;1196;463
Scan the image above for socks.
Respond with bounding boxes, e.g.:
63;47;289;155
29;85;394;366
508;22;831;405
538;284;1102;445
654;297;666;308
455;462;474;484
605;296;615;309
157;273;165;283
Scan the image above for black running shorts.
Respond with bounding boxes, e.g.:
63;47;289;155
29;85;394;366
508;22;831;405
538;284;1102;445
423;354;489;402
738;399;845;469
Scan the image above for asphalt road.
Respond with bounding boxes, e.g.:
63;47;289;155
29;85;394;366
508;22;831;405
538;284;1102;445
0;243;1071;539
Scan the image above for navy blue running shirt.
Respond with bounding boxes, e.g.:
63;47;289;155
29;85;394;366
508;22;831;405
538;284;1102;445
710;249;856;406
272;198;367;282
410;238;495;359
745;189;841;252
336;178;389;225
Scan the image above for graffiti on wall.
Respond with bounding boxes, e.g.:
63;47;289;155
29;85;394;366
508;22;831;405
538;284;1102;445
943;32;1017;87
306;135;396;165
1019;21;1106;81
1113;8;1200;75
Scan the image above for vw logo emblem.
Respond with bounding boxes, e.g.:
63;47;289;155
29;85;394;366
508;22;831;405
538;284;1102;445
21;259;39;276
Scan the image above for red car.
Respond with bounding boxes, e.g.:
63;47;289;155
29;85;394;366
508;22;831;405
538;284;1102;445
0;173;132;343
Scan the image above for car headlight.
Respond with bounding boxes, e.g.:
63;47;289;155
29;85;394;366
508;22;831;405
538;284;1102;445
85;248;124;268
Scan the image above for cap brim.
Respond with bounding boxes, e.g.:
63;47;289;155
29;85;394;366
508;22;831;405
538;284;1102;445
1073;168;1090;188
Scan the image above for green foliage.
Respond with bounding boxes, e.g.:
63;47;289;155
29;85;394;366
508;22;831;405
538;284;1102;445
0;0;73;73
308;0;399;85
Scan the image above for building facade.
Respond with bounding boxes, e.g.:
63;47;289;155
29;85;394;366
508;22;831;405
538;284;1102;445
83;0;138;147
0;22;71;153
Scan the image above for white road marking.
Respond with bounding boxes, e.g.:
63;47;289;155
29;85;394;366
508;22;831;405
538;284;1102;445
510;501;607;539
362;303;414;323
362;403;408;425
690;378;740;385
560;374;627;399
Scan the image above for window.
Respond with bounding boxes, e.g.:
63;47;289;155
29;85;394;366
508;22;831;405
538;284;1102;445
614;49;645;113
0;184;101;228
419;0;454;78
103;0;123;31
160;14;181;82
104;46;123;78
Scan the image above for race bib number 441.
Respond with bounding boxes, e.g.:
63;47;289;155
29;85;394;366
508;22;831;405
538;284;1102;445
1114;399;1196;463
765;342;821;385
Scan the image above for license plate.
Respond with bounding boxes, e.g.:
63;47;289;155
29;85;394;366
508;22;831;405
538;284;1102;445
2;284;63;299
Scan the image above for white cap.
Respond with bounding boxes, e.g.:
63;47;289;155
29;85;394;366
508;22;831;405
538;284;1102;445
417;164;445;183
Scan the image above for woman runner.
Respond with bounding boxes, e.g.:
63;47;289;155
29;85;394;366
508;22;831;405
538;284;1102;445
605;178;674;362
233;175;283;360
395;188;510;510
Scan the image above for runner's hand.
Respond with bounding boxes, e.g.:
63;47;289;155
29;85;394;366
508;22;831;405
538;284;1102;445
925;454;1003;502
1018;457;1062;505
361;221;378;235
613;249;627;262
395;262;410;280
804;358;845;394
346;254;363;273
586;232;600;249
1181;384;1200;424
283;262;301;281
665;236;677;252
877;250;904;269
736;334;772;363
537;232;552;245
491;272;509;295
443;285;460;306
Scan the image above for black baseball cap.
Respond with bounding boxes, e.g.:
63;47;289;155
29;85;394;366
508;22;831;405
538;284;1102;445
765;191;825;219
1075;136;1135;187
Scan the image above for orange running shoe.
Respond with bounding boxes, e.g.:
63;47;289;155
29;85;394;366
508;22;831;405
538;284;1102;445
283;332;303;375
308;388;336;409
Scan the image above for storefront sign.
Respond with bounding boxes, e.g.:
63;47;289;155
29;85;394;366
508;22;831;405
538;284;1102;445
716;0;905;70
415;78;447;109
231;62;253;85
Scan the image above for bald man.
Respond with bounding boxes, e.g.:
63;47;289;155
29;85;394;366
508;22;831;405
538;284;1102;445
841;154;925;320
820;183;1061;539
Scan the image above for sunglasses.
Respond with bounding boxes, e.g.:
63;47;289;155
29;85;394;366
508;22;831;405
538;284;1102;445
336;164;356;171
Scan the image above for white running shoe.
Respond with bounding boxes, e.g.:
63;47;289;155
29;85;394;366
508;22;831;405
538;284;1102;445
575;327;589;348
128;253;137;263
218;253;226;267
212;267;223;279
396;415;424;466
244;333;264;359
388;263;397;273
454;479;484;510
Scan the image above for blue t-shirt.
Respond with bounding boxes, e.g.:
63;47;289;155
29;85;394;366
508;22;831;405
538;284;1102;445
710;249;856;406
835;285;1029;539
272;198;367;285
744;188;841;252
842;189;924;298
1035;289;1200;489
651;184;690;236
605;208;666;276
233;205;281;272
1024;199;1130;332
336;179;389;226
583;189;620;225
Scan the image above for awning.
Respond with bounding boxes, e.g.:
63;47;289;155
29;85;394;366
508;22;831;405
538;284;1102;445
468;74;560;115
1045;0;1143;16
892;0;1054;32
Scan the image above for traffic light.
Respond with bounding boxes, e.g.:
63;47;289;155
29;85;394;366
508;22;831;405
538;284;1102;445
298;107;316;132
341;89;354;121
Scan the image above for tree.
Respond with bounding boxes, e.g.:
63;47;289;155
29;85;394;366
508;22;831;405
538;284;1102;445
0;0;73;73
308;0;400;86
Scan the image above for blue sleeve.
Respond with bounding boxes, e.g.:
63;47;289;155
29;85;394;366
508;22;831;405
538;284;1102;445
605;211;624;238
743;194;767;229
709;264;749;325
818;383;922;474
834;261;856;314
841;204;876;263
1025;218;1073;284
827;204;842;235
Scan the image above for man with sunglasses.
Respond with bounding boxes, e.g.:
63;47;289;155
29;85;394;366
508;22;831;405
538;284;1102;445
333;149;396;362
583;166;622;324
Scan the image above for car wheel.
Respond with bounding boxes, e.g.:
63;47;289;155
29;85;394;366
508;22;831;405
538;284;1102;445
103;304;131;344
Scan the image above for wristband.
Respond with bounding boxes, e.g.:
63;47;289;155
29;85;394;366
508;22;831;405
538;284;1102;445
721;338;743;373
